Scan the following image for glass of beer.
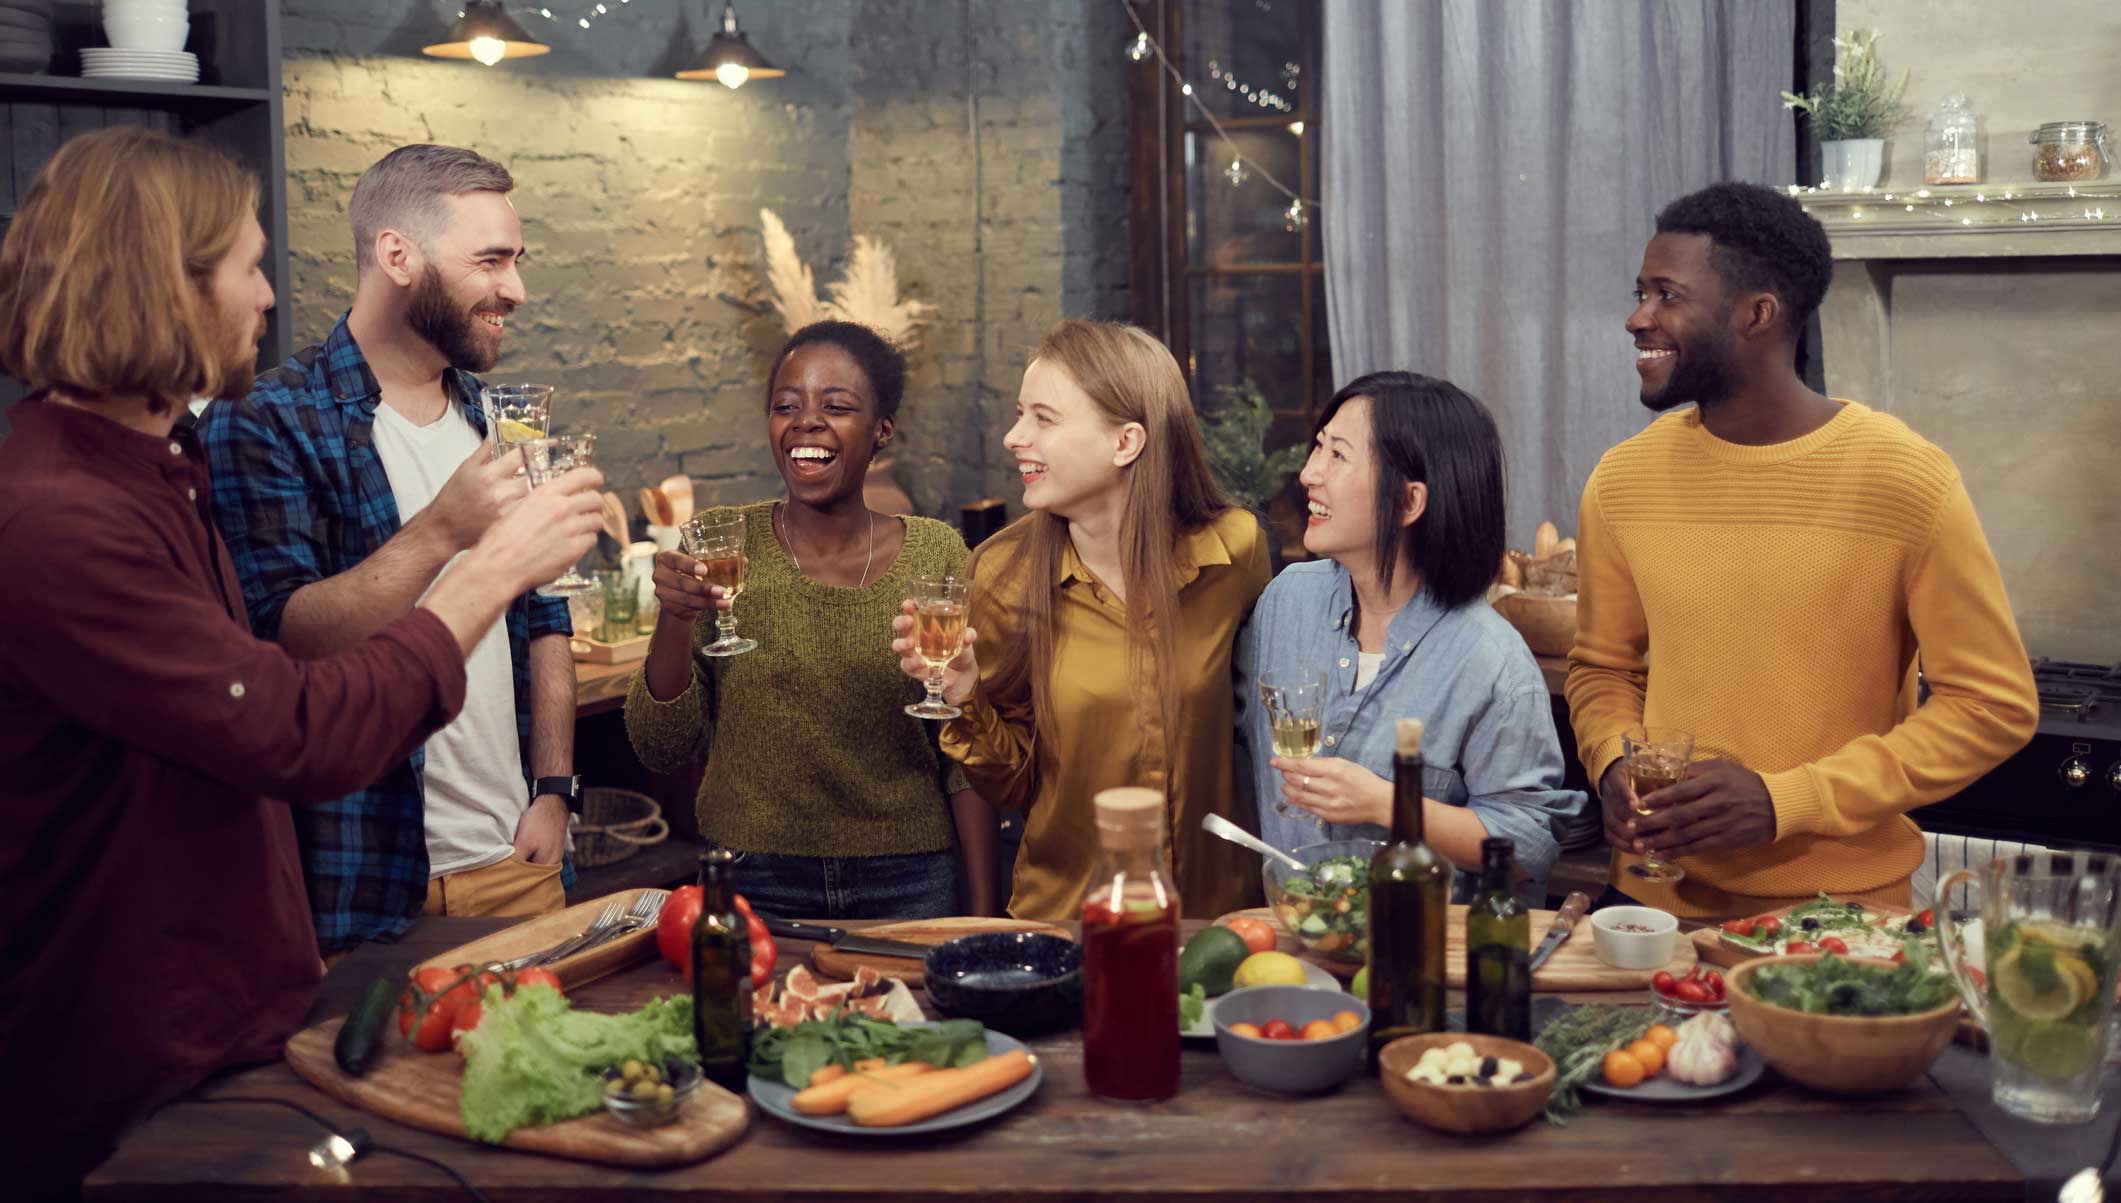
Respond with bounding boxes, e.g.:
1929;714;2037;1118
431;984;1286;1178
1258;672;1328;818
904;575;970;720
1622;725;1694;884
483;383;554;456
518;433;598;597
678;511;758;657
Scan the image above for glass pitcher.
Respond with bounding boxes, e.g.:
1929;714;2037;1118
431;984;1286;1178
1935;850;2121;1124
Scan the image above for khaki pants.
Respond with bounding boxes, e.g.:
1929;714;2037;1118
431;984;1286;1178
422;853;567;918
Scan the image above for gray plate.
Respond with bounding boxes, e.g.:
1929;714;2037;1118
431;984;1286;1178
1580;1042;1766;1101
748;1025;1043;1137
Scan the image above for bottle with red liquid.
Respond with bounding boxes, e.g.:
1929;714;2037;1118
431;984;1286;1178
1081;786;1181;1102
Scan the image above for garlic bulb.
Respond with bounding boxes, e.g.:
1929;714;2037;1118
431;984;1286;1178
1667;1026;1738;1085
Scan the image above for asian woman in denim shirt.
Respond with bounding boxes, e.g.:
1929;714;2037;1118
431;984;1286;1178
1236;371;1589;905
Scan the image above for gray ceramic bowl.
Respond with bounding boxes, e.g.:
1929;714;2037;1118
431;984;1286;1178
1211;985;1370;1095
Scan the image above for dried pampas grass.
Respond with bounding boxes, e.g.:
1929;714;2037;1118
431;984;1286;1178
759;208;828;332
759;209;935;350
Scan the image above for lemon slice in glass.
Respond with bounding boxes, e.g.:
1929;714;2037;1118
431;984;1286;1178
496;418;545;443
2015;1021;2101;1081
1993;944;2086;1023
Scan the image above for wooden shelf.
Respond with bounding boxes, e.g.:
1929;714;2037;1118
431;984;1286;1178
0;71;272;106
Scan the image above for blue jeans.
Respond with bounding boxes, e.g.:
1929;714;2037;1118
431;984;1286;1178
722;849;958;921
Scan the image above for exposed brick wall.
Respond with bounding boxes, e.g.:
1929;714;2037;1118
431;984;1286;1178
279;0;1129;522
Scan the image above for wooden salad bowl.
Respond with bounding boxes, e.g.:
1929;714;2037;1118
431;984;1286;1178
1724;955;1960;1095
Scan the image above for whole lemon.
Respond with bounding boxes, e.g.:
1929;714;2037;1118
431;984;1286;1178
1233;950;1309;989
1350;965;1370;1001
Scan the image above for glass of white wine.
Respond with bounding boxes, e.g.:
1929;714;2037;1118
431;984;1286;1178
1259;671;1327;818
679;511;758;657
518;433;598;597
905;576;969;720
483;383;554;457
1623;725;1694;884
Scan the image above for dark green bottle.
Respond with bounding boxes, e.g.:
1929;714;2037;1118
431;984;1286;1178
1465;837;1531;1040
1367;718;1449;1065
691;850;753;1093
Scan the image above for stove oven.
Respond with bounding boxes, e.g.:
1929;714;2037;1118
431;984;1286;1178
1916;659;2121;853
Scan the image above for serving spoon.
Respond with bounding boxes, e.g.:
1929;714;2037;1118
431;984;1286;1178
1201;812;1306;874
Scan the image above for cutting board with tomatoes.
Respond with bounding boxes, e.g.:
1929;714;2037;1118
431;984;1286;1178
1218;905;1697;992
412;889;664;989
807;918;1071;986
1688;898;1916;970
284;1020;749;1168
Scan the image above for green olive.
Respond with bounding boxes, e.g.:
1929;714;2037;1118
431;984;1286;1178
621;1058;644;1082
630;1079;660;1100
656;1083;674;1102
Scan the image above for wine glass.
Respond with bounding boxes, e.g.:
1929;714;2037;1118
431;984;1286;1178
1623;725;1694;884
679;511;758;657
904;576;969;720
1258;671;1327;819
483;383;553;458
518;433;598;597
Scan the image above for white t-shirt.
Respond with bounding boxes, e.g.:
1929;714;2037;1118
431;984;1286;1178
1355;651;1386;691
370;401;525;877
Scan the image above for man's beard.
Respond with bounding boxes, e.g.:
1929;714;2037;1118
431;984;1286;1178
407;265;502;372
1641;332;1739;413
215;309;262;399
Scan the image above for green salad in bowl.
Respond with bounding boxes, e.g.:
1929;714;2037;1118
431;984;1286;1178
1263;839;1383;965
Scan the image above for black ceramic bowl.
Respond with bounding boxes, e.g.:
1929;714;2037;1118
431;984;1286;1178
921;932;1083;1036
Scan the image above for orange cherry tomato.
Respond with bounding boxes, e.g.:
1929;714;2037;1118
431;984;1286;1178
1228;1022;1263;1039
1626;1039;1665;1076
1300;1019;1338;1041
1329;1009;1363;1034
1221;916;1278;955
1643;1024;1678;1052
1602;1049;1646;1088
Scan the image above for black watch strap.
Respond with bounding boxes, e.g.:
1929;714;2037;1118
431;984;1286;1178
532;775;584;814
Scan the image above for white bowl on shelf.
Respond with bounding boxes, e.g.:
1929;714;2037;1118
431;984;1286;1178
104;13;187;52
102;0;190;13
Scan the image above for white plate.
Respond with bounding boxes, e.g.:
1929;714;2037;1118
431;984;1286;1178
83;70;196;81
1181;959;1342;1038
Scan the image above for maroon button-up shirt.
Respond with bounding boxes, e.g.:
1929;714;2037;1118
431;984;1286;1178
0;398;468;1185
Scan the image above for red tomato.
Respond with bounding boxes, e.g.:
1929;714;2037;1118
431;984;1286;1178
1819;937;1849;955
1651;970;1677;996
1890;951;1908;964
1704;970;1725;1000
657;885;705;975
1221;916;1278;955
1756;916;1782;936
512;966;563;995
1917;908;1935;927
450;998;484;1048
1260;1019;1297;1041
1969;967;1986;989
397;966;475;1052
1674;979;1712;1003
1784;941;1818;955
1682;964;1703;983
1720;918;1756;937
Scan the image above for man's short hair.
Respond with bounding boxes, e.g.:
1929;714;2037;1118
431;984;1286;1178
348;144;514;274
0;127;259;415
1655;181;1834;335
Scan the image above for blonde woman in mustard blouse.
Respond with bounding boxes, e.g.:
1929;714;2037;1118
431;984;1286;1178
890;318;1271;920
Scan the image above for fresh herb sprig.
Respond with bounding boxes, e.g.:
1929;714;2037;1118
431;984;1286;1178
1533;1004;1655;1123
747;1012;988;1089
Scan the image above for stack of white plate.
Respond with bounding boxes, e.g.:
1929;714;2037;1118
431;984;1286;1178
80;46;198;82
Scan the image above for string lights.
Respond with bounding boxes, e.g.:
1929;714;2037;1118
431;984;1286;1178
1788;182;2121;230
530;0;630;34
1121;13;1318;233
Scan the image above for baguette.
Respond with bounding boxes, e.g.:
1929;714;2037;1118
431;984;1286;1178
1534;521;1560;559
790;1061;934;1116
846;1049;1036;1127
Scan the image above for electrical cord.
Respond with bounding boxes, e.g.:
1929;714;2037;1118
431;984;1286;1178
182;1096;493;1203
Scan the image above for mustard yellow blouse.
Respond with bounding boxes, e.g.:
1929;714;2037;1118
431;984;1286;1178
940;508;1272;920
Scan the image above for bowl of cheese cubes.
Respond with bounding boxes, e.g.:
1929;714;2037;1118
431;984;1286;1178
1378;1033;1555;1134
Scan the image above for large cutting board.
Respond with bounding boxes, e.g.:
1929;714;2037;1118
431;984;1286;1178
1219;905;1696;992
413;889;662;989
807;917;1070;986
1688;897;1915;970
284;1020;748;1168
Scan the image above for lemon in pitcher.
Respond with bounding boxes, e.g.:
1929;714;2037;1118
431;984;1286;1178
1989;921;2112;1081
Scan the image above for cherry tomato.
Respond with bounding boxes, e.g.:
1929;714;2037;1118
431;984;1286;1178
1652;970;1677;995
1756;916;1782;936
1330;1010;1363;1034
1601;1049;1645;1088
1300;1020;1339;1041
1229;1022;1263;1040
1221;916;1278;956
1260;1019;1297;1041
1969;967;1986;989
1675;979;1711;1003
1626;1039;1665;1076
1917;908;1935;927
1890;951;1907;964
1704;970;1725;1000
450;998;484;1047
1721;918;1756;937
512;966;563;995
1683;964;1704;983
1784;941;1818;955
1644;1024;1678;1052
1819;936;1849;955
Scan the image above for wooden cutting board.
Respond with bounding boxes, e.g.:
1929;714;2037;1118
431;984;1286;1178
1219;905;1697;992
284;1021;748;1168
414;889;662;990
1688;897;1915;970
808;917;1070;986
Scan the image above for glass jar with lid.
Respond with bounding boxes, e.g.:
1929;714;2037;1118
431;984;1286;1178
2030;121;2110;183
1924;95;1980;184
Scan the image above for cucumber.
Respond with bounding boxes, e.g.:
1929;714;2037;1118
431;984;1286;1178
334;977;398;1077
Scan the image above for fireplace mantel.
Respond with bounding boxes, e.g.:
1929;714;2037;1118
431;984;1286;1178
1798;182;2121;259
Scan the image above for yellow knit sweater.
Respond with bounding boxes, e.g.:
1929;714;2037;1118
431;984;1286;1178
1565;401;2038;917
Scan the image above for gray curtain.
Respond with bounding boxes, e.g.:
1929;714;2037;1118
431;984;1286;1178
1322;1;1796;546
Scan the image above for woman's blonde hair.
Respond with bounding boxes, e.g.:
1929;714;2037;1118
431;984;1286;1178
0;127;260;415
974;317;1234;749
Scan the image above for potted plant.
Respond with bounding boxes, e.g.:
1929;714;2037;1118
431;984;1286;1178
1201;379;1307;569
1781;29;1908;191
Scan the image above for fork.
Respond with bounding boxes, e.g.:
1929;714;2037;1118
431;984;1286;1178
498;898;624;972
565;889;669;958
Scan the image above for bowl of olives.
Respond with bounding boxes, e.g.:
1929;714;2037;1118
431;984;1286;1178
599;1057;701;1128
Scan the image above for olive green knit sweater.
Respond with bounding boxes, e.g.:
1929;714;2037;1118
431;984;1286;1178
624;502;971;857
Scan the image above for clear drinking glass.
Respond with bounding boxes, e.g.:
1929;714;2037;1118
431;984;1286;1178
1258;672;1327;818
1623;725;1694;885
518;433;598;597
1937;851;2121;1124
484;383;554;456
905;576;969;720
679;511;757;657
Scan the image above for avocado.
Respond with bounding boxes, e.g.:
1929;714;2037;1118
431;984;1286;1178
1177;925;1250;997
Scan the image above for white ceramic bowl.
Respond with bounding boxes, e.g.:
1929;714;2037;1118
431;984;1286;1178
1589;905;1678;970
103;0;191;12
104;14;187;52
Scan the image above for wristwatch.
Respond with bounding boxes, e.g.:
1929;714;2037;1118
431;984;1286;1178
532;775;584;815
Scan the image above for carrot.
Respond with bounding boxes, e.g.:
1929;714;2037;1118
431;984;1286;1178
789;1062;934;1116
806;1064;848;1088
846;1050;1035;1128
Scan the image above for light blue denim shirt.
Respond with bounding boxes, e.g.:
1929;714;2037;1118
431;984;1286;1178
1235;560;1591;906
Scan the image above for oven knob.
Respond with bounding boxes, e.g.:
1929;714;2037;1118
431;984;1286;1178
2060;756;2090;789
2109;762;2121;794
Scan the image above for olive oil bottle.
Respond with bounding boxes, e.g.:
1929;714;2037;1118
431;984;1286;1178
1465;838;1531;1040
1367;719;1449;1064
691;849;753;1093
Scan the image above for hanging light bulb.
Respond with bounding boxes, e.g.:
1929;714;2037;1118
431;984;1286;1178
422;0;551;65
676;2;786;88
1126;32;1150;62
468;35;506;66
1283;198;1309;233
1224;156;1247;187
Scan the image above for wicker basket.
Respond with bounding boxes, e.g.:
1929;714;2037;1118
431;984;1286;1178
574;788;669;868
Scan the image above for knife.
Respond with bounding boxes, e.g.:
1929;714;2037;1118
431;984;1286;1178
757;915;936;960
1527;891;1591;973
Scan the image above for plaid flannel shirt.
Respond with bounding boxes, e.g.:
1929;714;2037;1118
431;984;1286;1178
197;315;573;953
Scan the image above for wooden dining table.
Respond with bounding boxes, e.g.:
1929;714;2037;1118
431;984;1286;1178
84;917;2026;1202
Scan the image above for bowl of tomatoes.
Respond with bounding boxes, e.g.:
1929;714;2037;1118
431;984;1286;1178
1211;985;1370;1095
1649;963;1729;1021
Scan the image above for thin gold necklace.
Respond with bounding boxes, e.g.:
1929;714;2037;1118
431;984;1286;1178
777;502;875;587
